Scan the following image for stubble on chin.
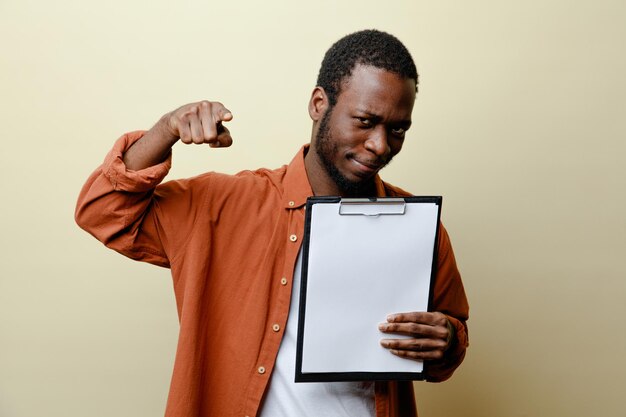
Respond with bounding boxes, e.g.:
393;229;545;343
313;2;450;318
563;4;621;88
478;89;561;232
314;109;376;196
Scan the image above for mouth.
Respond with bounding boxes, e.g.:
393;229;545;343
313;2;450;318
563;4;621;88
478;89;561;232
349;156;383;177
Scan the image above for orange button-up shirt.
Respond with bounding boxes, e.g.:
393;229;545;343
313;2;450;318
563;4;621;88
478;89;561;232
76;131;469;417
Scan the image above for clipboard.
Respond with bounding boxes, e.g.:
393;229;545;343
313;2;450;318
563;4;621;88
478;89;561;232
295;196;442;382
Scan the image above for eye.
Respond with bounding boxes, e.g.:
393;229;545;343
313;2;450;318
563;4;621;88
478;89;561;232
356;117;373;127
390;127;406;138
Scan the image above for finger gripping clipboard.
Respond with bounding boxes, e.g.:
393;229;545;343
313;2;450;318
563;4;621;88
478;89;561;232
295;196;442;382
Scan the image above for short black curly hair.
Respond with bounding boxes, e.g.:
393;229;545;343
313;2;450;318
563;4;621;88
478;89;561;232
316;29;418;106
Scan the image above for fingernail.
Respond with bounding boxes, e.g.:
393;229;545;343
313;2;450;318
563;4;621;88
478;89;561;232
378;323;386;331
387;314;395;322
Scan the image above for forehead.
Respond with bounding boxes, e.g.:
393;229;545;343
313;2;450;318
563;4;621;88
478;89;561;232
336;65;416;118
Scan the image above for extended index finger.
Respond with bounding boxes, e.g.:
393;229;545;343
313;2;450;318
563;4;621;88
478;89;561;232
210;101;233;123
198;101;233;143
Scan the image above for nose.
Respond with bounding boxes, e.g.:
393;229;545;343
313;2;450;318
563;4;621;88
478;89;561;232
364;127;391;160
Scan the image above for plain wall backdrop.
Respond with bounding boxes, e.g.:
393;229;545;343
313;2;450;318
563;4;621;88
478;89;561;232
1;1;625;416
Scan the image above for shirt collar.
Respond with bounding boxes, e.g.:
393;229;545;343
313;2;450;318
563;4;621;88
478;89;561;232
282;145;314;209
282;144;388;209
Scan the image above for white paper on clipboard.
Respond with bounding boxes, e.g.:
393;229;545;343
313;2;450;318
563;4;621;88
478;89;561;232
295;197;441;382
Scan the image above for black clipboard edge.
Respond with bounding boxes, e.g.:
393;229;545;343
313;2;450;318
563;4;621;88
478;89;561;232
423;196;443;377
295;371;427;383
295;196;341;383
295;196;442;383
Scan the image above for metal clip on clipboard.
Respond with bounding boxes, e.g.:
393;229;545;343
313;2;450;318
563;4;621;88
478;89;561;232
338;198;406;216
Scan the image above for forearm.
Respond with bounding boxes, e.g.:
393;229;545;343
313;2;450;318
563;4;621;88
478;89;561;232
123;116;178;170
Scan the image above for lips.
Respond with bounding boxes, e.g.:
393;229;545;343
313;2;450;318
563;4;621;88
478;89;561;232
349;157;383;177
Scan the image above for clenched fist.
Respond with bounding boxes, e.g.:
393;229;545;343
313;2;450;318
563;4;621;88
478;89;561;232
165;101;233;147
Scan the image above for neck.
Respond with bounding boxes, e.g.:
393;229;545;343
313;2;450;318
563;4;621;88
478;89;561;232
304;148;339;196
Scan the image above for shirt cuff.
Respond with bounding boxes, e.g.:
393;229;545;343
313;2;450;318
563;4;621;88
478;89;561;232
102;130;172;192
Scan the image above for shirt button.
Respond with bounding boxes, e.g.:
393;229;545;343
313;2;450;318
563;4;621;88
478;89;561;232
258;366;266;374
288;201;295;207
272;324;280;332
280;277;288;286
289;234;297;242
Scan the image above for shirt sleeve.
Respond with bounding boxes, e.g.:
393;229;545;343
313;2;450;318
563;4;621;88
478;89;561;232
75;131;177;268
425;224;470;382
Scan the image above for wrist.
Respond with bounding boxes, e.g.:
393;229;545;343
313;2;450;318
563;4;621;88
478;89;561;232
155;113;180;147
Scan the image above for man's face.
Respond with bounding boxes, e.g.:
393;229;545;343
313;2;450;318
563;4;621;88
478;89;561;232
313;65;416;196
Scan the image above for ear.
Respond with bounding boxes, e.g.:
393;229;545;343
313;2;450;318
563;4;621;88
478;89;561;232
308;87;329;122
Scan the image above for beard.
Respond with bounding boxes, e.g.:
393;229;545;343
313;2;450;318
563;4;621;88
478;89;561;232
315;108;390;196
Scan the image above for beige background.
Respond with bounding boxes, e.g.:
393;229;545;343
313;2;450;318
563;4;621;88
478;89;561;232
1;0;625;416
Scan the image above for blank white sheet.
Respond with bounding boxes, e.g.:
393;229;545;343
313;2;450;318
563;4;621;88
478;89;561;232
299;201;439;376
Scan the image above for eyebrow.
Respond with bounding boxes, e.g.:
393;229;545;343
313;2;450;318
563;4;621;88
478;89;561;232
355;109;412;127
355;109;379;118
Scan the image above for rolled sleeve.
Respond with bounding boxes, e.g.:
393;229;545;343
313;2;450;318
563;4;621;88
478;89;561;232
102;130;172;192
